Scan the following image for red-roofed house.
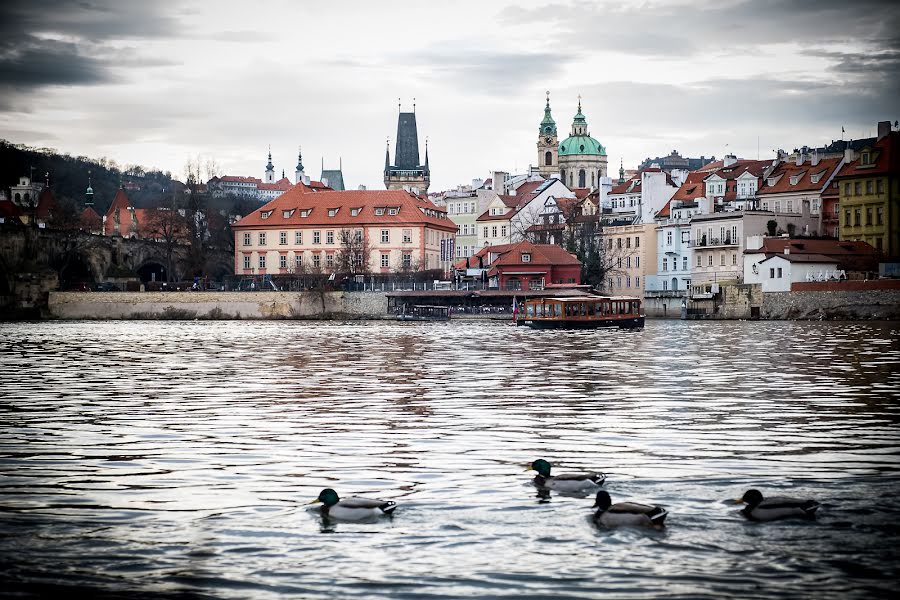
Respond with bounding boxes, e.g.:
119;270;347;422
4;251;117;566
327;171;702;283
103;188;151;238
454;240;581;291
743;238;879;291
231;186;457;275
756;154;843;235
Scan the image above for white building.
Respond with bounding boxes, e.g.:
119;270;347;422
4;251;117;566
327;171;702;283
744;253;838;292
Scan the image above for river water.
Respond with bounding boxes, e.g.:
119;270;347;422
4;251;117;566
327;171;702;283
0;320;898;599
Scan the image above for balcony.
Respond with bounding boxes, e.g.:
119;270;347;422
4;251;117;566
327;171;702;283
690;235;738;248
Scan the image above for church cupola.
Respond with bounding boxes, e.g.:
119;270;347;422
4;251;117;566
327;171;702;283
265;146;275;183
295;146;305;184
85;171;94;207
540;90;556;135
537;91;559;178
571;95;588;136
618;158;625;184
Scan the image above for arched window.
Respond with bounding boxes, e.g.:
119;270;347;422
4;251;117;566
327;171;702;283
544;151;552;166
578;169;586;188
14;193;21;202
561;169;566;183
591;172;595;187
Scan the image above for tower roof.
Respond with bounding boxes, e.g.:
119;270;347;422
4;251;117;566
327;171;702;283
266;146;274;172
393;112;421;170
540;91;557;135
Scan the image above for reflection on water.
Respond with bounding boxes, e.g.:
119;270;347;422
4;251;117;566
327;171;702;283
0;320;898;599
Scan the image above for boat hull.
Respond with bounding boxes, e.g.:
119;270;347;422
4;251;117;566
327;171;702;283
517;316;644;329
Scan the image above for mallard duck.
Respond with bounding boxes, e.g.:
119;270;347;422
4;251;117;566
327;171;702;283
592;490;667;529
527;459;606;493
309;488;397;521
737;489;820;522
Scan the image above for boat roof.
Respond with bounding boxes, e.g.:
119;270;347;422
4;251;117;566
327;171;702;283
526;295;641;302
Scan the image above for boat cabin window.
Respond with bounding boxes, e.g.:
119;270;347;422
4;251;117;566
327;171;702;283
552;303;561;317
526;304;535;317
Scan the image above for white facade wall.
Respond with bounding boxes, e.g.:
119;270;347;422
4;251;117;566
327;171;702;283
743;254;838;293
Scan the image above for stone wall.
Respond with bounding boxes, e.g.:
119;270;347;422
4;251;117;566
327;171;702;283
47;291;391;320
762;289;900;320
721;283;762;319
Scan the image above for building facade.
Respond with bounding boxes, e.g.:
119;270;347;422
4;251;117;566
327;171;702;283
232;185;456;276
601;223;656;296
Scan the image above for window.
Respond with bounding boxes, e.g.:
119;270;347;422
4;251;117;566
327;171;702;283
662;258;668;271
762;201;769;210
326;254;334;268
258;255;266;269
777;267;783;278
545;151;552;166
635;236;640;248
844;183;851;196
866;208;873;226
787;200;793;213
626;277;631;288
313;254;320;268
381;253;389;268
501;225;507;237
279;255;287;269
732;253;737;265
295;255;302;268
381;229;389;243
769;268;775;278
375;207;385;216
328;208;338;217
617;238;622;249
258;232;266;246
616;276;622;288
521;252;531;263
313;231;321;244
877;179;884;194
388;207;398;215
683;256;688;271
402;253;411;268
282;210;293;219
635;257;640;268
243;233;251;246
617;258;622;268
731;226;737;243
720;253;726;266
854;182;862;195
403;229;412;243
866;180;873;194
697;256;702;267
626;257;632;268
667;231;672;245
626;237;631;249
877;206;884;225
483;227;488;238
351;208;361;216
854;209;861;226
243;255;250;269
261;211;271;220
279;231;287;245
326;230;334;244
492;226;497;238
845;209;852;226
708;255;713;266
635;276;640;288
774;201;781;212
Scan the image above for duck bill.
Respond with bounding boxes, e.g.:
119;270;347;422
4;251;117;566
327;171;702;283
733;498;746;504
306;499;322;505
523;467;534;472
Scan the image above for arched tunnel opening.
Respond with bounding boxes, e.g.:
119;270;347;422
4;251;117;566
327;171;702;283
137;262;168;283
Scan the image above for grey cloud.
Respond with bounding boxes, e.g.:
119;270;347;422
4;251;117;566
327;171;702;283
0;37;111;87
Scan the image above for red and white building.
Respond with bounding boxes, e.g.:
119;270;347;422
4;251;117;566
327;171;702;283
232;182;457;275
455;240;581;291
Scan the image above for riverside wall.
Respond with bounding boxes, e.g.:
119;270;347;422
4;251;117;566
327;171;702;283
47;291;391;320
761;289;900;320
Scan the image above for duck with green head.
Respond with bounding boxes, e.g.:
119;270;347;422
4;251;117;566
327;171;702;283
527;459;606;494
309;488;397;521
592;490;667;529
736;489;820;522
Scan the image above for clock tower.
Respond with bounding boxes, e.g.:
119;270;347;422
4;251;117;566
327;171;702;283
537;91;559;178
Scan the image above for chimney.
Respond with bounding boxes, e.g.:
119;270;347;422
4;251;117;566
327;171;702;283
795;151;803;166
844;147;857;163
723;154;737;167
357;184;367;191
784;246;790;255
811;149;820;167
303;175;310;185
878;120;891;140
492;171;508;195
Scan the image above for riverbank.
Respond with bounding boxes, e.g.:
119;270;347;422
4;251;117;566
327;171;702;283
40;288;900;321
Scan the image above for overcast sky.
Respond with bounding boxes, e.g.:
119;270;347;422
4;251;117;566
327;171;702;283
1;0;898;192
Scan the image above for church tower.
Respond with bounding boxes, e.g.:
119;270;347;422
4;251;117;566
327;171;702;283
265;146;275;184
537;91;558;178
295;146;305;184
384;101;430;194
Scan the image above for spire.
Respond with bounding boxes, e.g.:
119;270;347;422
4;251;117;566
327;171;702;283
296;146;304;172
540;89;556;134
282;169;285;179
618;158;625;184
85;170;94;207
425;137;430;172
385;137;390;171
265;145;274;172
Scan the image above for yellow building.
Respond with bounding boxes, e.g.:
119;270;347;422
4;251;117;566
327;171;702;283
600;222;656;295
836;129;899;259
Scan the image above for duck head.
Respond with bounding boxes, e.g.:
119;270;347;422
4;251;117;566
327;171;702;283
312;488;340;507
738;489;763;508
593;490;612;511
528;459;552;477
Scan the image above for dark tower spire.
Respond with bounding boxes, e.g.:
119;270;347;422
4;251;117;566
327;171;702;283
296;146;304;172
384;137;390;171
394;111;421;169
424;137;429;173
85;170;94;207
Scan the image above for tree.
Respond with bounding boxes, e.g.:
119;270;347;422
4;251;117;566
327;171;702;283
334;227;370;276
144;196;188;281
594;226;640;293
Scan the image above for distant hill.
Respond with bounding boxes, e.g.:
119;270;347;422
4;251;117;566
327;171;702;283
0;139;176;213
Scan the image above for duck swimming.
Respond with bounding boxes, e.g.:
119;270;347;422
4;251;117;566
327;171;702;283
592;490;667;529
527;459;606;494
737;489;820;522
309;488;397;521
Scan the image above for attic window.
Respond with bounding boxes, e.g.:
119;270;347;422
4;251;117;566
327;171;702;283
300;209;311;218
374;207;385;215
328;208;339;217
260;210;272;219
521;252;531;263
350;207;361;216
810;171;823;184
767;177;777;186
388;207;399;215
282;209;294;219
861;152;870;165
789;174;801;185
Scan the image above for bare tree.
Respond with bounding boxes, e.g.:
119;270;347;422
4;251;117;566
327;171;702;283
334;228;370;276
144;196;188;282
595;226;640;293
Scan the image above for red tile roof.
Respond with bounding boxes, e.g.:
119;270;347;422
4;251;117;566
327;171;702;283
453;240;580;271
745;238;878;271
757;157;842;196
0;198;23;219
79;207;102;230
35;187;57;219
835;131;900;179
219;175;263;184
258;177;294;191
233;186;455;231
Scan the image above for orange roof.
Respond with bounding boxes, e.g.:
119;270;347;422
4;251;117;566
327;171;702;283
219;175;263;184
79;207;102;230
757;157;842;196
35;187;57;218
835;131;900;179
745;238;878;271
258;177;294;191
232;186;455;231
105;188;131;217
454;240;580;271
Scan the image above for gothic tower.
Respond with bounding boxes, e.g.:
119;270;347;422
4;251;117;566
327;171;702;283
384;102;430;194
537;91;558;178
265;146;275;184
295;146;305;184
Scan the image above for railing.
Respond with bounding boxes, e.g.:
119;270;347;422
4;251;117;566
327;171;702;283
644;290;688;298
689;236;737;248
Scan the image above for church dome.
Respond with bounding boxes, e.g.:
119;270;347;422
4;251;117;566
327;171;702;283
559;134;606;156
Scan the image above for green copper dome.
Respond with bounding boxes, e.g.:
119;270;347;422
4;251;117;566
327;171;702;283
559;135;606;156
540;92;556;135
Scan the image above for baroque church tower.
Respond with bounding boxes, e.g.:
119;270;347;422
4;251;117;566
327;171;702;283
265;146;275;184
537;91;558;178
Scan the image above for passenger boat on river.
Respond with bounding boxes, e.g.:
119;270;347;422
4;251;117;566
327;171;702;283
516;295;644;329
396;304;451;322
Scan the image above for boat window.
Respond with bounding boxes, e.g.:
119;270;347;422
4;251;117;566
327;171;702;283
526;304;535;317
554;303;561;317
580;303;587;316
587;303;595;316
537;303;543;317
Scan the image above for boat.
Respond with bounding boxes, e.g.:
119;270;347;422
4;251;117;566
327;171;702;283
396;304;451;322
516;295;644;329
